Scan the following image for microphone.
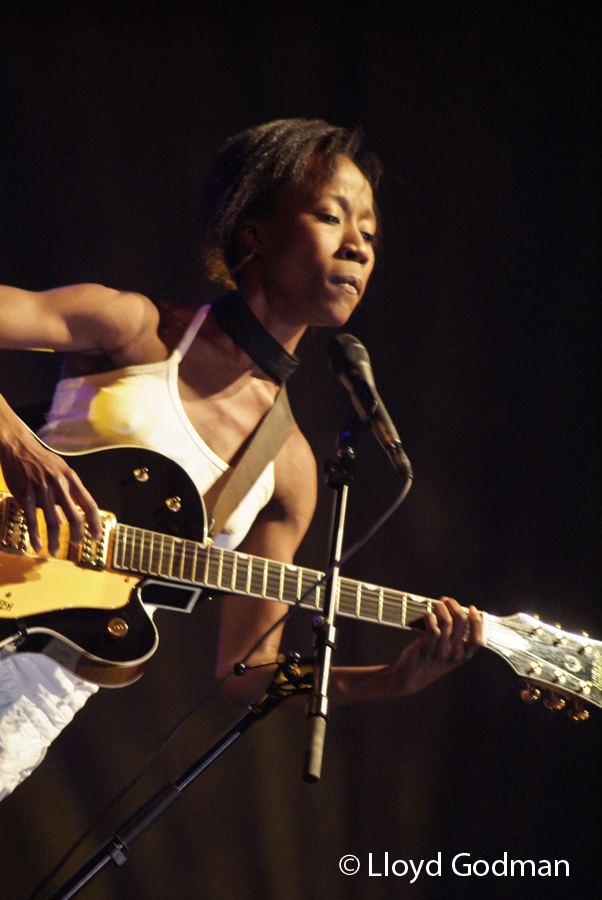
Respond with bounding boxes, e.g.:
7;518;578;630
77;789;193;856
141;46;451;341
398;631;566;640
328;333;413;479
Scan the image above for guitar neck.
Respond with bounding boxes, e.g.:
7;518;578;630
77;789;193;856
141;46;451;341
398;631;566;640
112;523;436;628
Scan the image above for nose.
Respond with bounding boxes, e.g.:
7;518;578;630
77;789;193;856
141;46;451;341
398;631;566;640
336;225;371;265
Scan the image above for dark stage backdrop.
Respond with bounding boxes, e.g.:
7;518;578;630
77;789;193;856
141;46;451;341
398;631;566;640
0;4;599;900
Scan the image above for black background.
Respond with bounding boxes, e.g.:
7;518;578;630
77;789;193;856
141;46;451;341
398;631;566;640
0;3;599;899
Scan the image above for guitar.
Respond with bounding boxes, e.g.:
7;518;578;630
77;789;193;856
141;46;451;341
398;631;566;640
1;446;600;717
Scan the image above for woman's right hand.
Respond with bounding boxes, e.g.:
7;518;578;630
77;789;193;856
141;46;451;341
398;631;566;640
0;395;101;555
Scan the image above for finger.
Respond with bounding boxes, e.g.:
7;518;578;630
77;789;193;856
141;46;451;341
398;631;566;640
463;606;483;658
441;597;469;656
20;495;43;554
431;600;454;657
58;473;102;541
39;489;63;557
70;486;102;540
420;611;442;657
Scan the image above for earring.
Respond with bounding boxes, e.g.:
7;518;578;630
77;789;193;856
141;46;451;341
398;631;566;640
229;249;257;276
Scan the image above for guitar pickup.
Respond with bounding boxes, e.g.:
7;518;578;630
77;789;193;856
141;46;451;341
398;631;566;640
71;512;115;569
0;494;30;553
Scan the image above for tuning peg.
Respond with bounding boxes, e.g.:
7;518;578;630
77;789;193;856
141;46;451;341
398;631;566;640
520;683;541;704
567;702;589;723
543;693;566;712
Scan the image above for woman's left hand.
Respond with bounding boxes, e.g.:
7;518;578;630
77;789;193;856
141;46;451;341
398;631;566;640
384;597;482;697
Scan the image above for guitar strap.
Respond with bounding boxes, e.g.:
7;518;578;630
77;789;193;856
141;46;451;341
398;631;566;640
207;385;295;540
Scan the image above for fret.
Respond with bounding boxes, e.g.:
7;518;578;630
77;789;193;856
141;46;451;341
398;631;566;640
171;538;186;582
338;579;357;616
149;534;163;575
245;556;253;595
110;524;437;635
133;528;143;572
249;557;266;597
411;596;431;622
135;529;144;573
229;552;238;592
219;549;235;592
117;526;125;569
163;536;172;577
265;560;283;602
205;545;223;588
191;542;201;583
314;583;321;610
233;553;249;594
139;531;151;574
127;527;137;571
159;535;169;577
282;564;300;604
216;547;224;588
153;532;160;575
262;558;268;596
169;537;181;580
298;568;315;608
124;528;131;569
147;531;157;575
176;539;185;580
298;568;309;605
181;540;197;583
202;544;211;586
114;526;124;569
359;583;380;621
162;536;174;578
382;590;403;625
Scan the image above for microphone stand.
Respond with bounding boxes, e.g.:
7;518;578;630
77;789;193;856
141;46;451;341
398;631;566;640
48;411;372;894
48;655;313;900
303;412;363;783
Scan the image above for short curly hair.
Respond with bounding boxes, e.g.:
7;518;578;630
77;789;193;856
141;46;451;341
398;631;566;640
198;118;381;287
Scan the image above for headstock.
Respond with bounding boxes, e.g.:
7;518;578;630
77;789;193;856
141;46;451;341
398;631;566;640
483;612;600;719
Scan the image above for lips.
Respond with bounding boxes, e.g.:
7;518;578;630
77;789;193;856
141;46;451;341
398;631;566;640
330;275;362;294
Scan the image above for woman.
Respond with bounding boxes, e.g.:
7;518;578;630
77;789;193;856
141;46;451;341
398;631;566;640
0;119;481;798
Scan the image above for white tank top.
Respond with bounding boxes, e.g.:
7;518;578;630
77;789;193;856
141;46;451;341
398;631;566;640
38;305;275;550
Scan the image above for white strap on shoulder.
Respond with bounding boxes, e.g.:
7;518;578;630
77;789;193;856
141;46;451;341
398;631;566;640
176;304;211;359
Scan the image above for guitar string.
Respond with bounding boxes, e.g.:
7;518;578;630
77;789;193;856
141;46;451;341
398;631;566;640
117;473;416;625
27;476;412;900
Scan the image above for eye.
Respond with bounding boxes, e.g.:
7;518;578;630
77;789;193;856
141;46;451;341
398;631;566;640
316;213;340;224
361;231;375;243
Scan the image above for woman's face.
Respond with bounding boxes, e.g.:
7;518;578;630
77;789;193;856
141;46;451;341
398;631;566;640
247;154;377;328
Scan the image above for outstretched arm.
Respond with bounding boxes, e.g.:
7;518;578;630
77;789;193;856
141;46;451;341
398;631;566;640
0;282;165;552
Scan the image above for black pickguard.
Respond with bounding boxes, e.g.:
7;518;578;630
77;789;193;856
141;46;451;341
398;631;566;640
2;445;209;680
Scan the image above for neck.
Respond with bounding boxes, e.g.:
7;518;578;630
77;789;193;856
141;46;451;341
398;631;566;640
211;290;301;386
237;280;308;356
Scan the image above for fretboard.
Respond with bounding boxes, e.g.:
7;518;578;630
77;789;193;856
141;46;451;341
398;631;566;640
112;524;436;630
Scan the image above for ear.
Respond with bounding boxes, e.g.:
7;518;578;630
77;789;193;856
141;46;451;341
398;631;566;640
238;221;266;255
